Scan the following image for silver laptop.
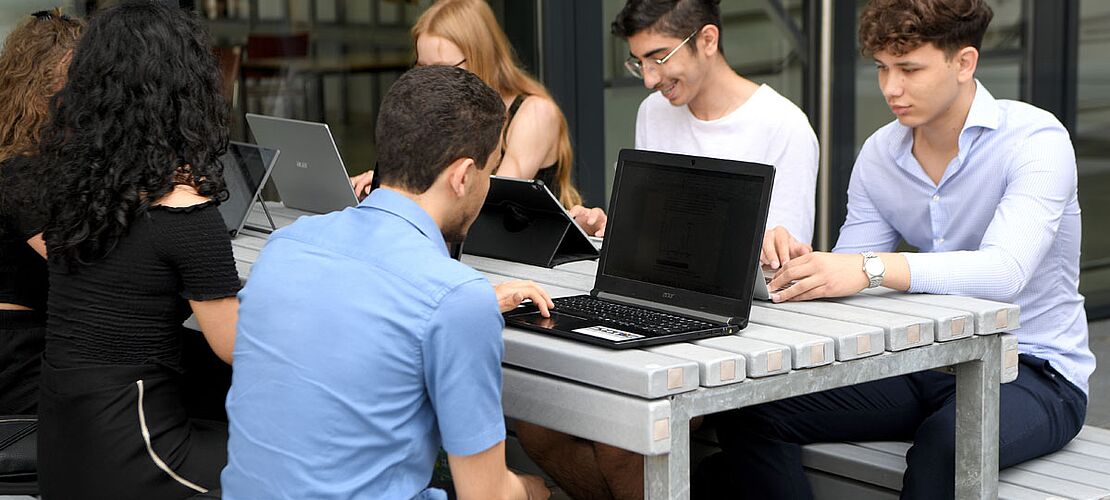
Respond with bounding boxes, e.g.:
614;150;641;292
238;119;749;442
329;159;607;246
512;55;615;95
217;142;280;237
245;114;359;214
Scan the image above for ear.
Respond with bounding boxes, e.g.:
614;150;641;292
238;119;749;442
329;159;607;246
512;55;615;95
955;46;979;84
698;24;721;58
444;157;476;198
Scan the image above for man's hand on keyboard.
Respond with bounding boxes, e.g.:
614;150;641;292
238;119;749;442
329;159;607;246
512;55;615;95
494;280;554;317
761;226;812;270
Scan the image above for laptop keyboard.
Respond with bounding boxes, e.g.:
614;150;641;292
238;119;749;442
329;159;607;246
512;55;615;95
553;295;717;336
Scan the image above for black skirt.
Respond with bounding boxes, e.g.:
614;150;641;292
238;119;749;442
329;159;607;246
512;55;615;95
0;310;45;415
37;360;227;500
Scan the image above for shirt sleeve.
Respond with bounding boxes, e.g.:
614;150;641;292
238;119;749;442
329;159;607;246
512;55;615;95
423;278;506;457
634;98;649;150
832;137;904;254
157;203;241;301
902;123;1077;301
764;115;819;244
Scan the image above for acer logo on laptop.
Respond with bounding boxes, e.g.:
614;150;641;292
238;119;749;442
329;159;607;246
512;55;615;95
295;161;309;169
662;292;676;300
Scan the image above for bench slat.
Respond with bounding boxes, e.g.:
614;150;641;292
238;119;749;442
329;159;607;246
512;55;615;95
647;343;747;387
765;301;934;351
830;295;974;342
749;306;886;360
861;287;1020;335
737;324;835;369
998;467;1110;499
1077;425;1110;445
1025;450;1110;482
802;442;904;490
694;335;792;377
502;328;699;398
804;427;1110;500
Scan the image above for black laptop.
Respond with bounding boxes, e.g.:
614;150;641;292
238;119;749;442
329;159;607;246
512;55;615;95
217;142;280;237
504;149;775;349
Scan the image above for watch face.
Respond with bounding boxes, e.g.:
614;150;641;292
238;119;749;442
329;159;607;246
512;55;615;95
865;258;884;275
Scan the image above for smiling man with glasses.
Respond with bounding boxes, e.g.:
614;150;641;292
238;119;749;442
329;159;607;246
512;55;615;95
621;0;818;272
513;1;819;499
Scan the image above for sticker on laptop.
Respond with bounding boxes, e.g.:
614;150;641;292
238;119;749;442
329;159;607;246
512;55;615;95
573;326;645;342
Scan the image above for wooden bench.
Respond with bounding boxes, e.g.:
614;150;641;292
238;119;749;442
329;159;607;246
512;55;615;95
802;425;1110;499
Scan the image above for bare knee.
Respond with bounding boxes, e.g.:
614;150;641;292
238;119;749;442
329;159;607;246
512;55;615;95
515;421;576;459
594;443;644;500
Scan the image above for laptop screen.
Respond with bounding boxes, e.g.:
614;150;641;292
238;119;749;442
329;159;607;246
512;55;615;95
601;159;765;301
218;142;278;235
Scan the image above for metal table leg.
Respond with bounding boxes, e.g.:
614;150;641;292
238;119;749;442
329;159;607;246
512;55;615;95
645;412;691;499
954;334;1001;499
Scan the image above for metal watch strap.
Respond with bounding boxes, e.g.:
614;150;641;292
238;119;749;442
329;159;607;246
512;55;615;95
862;251;884;289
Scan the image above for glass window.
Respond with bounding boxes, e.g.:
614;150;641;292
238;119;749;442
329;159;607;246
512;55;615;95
1077;0;1110;307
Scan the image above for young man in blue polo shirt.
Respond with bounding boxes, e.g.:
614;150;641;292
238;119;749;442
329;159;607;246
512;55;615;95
220;65;551;500
706;0;1092;498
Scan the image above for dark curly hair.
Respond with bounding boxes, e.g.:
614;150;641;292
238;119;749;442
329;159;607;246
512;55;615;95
859;0;993;57
38;0;228;268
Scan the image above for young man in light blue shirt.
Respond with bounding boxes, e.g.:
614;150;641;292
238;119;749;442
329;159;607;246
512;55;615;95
708;0;1092;498
220;65;552;500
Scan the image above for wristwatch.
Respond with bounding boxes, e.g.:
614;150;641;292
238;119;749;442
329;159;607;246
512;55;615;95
862;251;885;289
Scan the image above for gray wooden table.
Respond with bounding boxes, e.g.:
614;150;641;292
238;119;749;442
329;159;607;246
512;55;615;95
230;204;1018;500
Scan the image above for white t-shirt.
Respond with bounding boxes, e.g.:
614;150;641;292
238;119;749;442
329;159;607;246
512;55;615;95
634;84;819;244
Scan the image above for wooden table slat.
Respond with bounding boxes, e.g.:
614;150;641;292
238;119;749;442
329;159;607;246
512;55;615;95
862;287;1020;335
693;335;793;377
830;294;975;342
765;301;934;351
749;306;887;360
502;329;700;398
738;324;836;369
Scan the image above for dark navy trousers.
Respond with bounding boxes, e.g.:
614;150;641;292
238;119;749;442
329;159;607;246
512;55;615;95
705;354;1087;499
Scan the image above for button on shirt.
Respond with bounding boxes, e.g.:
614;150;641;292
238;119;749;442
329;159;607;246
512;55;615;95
834;81;1094;395
221;189;506;499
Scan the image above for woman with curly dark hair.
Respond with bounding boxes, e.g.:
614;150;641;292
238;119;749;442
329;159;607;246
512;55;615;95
34;2;238;498
0;8;83;416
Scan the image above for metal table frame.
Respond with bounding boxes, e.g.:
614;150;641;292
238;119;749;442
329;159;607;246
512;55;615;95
635;334;1002;499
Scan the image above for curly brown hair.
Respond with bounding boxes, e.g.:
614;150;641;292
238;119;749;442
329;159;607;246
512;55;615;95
859;0;993;58
0;8;84;160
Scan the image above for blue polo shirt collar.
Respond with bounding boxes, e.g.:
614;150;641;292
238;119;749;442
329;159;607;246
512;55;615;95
361;188;449;257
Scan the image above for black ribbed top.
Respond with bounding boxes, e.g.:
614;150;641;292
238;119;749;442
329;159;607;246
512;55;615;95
45;201;240;370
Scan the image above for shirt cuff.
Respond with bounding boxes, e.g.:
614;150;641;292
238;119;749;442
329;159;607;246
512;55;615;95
441;419;506;457
902;251;948;294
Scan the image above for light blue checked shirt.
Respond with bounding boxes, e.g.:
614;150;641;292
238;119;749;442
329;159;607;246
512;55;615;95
833;81;1094;395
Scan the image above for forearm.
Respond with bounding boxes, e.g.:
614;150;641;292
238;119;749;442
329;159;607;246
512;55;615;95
901;249;1028;301
877;252;910;291
456;470;529;500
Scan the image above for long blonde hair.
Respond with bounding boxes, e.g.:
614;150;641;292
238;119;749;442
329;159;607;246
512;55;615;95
412;0;583;207
0;8;84;160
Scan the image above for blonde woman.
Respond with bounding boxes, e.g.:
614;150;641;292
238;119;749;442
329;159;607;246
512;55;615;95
354;0;606;235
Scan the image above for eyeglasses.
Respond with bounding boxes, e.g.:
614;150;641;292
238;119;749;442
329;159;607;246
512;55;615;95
623;29;700;79
31;9;71;21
